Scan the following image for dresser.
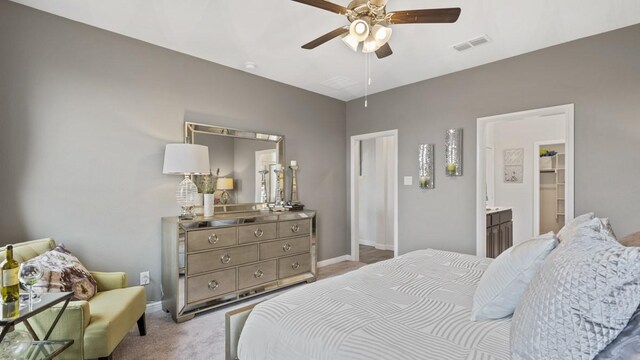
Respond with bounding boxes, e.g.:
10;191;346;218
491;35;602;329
161;210;316;322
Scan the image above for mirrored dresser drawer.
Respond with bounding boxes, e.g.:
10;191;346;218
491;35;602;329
162;210;316;323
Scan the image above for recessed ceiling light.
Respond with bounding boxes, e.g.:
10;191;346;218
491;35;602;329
244;61;257;70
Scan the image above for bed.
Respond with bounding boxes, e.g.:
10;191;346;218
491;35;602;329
229;249;512;360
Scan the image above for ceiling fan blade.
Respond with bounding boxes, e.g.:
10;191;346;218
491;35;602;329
291;0;349;15
375;43;393;59
302;27;349;49
387;8;461;24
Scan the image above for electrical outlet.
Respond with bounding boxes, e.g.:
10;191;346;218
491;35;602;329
140;271;150;286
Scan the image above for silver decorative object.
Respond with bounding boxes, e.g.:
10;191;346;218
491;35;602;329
258;169;269;203
289;165;300;204
418;144;434;189
273;167;285;206
445;128;463;176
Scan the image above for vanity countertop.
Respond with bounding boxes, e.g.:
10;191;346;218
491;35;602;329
486;206;512;214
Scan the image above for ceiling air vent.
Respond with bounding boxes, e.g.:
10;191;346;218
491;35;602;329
453;42;472;51
320;76;357;90
452;34;490;52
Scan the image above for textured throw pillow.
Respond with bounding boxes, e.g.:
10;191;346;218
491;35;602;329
26;244;97;301
511;218;640;360
595;306;640;359
556;212;594;242
471;232;557;321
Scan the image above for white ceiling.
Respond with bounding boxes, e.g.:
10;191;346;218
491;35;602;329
12;0;640;101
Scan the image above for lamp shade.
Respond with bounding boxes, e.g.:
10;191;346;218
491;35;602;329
162;144;210;175
362;35;380;53
349;19;370;42
216;178;234;190
371;24;392;46
341;33;359;51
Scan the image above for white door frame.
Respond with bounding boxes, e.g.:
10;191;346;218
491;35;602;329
532;139;566;236
350;129;399;262
476;104;574;256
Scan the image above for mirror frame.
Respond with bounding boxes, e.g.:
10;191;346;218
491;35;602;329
184;122;285;212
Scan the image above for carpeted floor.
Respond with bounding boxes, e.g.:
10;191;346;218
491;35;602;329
112;261;366;360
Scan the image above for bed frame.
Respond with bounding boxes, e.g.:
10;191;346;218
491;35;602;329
225;303;259;360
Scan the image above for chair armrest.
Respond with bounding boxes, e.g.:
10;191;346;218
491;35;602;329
91;271;128;291
18;300;90;359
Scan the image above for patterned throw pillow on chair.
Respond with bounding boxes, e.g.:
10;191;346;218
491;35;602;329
25;243;97;300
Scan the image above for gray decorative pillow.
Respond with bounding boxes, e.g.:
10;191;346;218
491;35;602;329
595;306;640;359
26;244;97;301
511;217;640;360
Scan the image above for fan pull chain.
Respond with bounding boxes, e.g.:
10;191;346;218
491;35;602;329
364;53;368;107
364;53;372;108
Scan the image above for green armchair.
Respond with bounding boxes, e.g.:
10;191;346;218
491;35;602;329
1;238;146;359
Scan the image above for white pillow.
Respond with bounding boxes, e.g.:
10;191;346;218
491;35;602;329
556;212;594;242
471;232;557;321
511;217;640;359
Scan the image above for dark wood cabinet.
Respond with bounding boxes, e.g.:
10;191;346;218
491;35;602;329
486;209;513;258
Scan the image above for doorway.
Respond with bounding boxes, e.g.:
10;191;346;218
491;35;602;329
534;141;566;235
476;104;574;257
350;130;398;263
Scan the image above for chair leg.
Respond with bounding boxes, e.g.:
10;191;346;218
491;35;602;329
137;313;147;336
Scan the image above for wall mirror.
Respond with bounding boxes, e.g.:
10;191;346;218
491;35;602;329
184;122;285;211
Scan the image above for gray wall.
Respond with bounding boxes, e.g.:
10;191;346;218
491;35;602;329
195;134;235;179
0;2;347;301
347;24;640;255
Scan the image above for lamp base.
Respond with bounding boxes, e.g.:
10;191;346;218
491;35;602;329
179;206;196;220
220;190;230;205
176;176;198;220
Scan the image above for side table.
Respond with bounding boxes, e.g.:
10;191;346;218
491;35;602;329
0;292;74;360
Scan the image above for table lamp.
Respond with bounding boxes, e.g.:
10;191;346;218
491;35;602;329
162;144;210;219
216;177;234;204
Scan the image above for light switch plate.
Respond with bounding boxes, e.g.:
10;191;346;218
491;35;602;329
403;176;413;186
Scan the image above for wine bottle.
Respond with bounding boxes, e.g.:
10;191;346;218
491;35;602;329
1;245;20;304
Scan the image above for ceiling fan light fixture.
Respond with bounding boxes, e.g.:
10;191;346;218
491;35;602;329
341;33;360;52
349;19;370;42
362;35;380;53
369;0;389;6
371;24;392;45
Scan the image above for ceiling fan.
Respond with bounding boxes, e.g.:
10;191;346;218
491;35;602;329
292;0;461;59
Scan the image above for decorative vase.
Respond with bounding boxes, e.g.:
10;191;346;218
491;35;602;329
194;193;204;215
204;194;214;217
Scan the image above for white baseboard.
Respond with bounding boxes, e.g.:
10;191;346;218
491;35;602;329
317;255;352;267
146;301;163;313
359;240;394;251
359;239;375;247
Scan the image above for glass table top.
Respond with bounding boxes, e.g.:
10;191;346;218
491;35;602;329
17;340;73;360
0;293;72;325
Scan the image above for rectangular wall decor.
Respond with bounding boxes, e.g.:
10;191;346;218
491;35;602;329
418;144;434;189
445;128;463;176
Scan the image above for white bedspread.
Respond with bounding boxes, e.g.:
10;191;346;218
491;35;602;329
237;249;511;360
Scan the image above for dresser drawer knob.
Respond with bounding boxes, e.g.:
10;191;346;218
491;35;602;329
208;280;219;290
220;254;232;264
291;224;300;233
254;270;264;279
291;262;300;270
282;243;292;252
208;233;219;245
254;228;264;238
